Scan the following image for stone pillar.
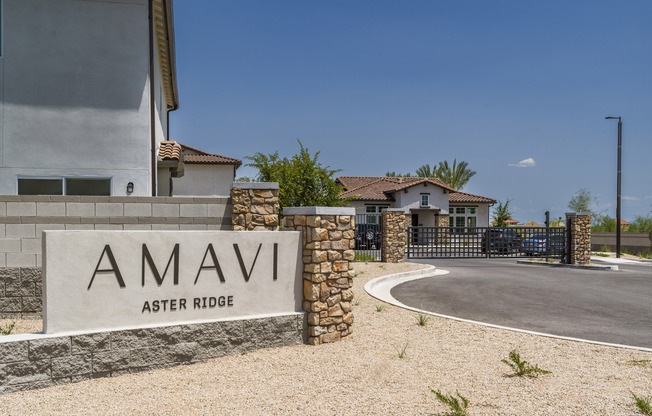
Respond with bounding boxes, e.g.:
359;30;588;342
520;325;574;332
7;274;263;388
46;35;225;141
231;182;280;231
435;214;450;244
382;209;407;263
566;213;591;265
283;207;356;345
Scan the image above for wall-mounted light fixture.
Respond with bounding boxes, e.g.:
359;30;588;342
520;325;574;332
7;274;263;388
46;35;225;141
126;182;134;194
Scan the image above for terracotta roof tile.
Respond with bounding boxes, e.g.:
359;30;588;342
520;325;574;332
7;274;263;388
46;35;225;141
179;143;242;166
448;191;496;204
338;176;456;200
158;141;182;160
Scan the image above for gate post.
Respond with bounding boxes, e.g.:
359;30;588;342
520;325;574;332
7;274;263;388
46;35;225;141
381;209;407;263
283;207;356;345
435;214;450;244
231;182;280;231
565;213;591;265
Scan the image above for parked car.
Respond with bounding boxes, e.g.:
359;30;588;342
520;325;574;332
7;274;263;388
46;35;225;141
481;228;522;253
355;224;382;250
522;233;565;256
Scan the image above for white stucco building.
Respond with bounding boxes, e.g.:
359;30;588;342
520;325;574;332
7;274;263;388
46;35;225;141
0;0;179;196
337;176;496;228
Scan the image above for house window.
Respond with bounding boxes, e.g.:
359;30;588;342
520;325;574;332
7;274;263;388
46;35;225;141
18;177;112;196
450;205;478;233
363;205;389;224
420;194;429;206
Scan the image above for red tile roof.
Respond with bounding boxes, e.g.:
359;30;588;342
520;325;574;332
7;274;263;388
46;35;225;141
158;141;182;161
338;176;495;204
337;176;481;201
180;143;242;166
448;191;496;204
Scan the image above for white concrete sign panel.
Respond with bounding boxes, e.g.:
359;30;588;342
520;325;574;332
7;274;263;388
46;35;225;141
43;231;302;334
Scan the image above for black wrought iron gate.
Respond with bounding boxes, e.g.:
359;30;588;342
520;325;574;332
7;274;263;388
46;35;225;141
407;226;566;259
354;213;382;261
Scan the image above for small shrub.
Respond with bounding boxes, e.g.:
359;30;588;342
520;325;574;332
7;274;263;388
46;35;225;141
0;321;16;335
501;349;551;377
430;389;469;416
631;391;652;416
354;252;375;262
626;360;652;367
416;312;431;327
397;343;408;359
594;252;609;257
375;304;386;312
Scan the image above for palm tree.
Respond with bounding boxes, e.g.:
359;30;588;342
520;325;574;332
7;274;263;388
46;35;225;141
416;159;476;191
434;159;476;191
415;164;435;178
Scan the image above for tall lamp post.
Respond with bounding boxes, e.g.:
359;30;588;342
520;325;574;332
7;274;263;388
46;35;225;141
605;116;622;258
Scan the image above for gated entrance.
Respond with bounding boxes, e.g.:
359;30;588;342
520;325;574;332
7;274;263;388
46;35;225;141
355;213;382;261
407;226;566;259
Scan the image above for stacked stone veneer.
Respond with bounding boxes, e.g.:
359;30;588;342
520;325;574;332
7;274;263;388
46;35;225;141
0;315;303;393
435;214;450;244
567;213;591;265
0;196;232;268
231;183;280;231
381;210;406;263
0;268;41;319
283;207;355;345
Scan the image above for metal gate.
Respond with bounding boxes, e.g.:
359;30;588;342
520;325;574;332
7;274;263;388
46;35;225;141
407;226;566;259
354;213;382;261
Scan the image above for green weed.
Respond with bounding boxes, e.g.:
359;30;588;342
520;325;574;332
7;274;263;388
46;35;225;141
501;350;551;377
397;343;408;359
354;252;375;261
375;304;386;312
0;321;15;335
430;389;469;416
415;312;430;327
631;391;652;416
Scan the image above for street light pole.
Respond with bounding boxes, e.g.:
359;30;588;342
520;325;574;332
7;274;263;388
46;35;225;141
605;116;622;258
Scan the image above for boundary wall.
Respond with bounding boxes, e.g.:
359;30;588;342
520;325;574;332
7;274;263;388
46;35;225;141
0;196;232;268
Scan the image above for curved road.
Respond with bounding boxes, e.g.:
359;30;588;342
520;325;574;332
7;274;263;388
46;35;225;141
391;258;652;349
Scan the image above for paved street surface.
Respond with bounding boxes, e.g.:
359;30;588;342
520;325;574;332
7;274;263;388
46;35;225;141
391;258;652;348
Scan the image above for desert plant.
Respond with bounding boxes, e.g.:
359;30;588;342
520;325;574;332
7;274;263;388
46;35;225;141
0;321;15;335
626;360;652;367
354;252;375;261
631;391;652;416
416;312;431;326
430;389;469;416
375;304;386;312
397;343;408;359
501;350;551;377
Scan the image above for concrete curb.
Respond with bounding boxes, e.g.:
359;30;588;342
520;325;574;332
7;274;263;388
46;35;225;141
364;264;652;353
515;260;618;271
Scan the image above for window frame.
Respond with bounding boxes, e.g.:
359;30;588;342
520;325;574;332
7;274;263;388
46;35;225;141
17;176;114;196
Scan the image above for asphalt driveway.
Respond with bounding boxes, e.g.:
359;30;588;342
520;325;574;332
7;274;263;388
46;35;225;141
391;258;652;349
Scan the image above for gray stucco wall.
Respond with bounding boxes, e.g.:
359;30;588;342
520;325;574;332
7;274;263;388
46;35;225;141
0;0;166;196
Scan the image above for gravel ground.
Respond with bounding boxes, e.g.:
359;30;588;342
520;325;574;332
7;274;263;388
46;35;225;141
2;261;652;415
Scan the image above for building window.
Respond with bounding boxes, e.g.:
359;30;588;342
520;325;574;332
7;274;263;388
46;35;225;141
18;177;112;196
362;205;389;224
420;194;429;206
449;205;478;233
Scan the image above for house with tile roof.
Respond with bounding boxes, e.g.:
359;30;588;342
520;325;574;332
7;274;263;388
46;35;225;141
0;0;182;196
337;176;496;228
158;142;241;196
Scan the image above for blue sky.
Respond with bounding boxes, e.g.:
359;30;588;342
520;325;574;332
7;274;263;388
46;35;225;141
170;0;652;222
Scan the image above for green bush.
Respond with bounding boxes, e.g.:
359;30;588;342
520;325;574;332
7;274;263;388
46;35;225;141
0;322;15;335
631;391;652;416
430;389;469;416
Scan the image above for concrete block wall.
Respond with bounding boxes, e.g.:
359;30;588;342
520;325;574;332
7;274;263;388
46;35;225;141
0;196;232;267
0;268;42;319
0;314;304;394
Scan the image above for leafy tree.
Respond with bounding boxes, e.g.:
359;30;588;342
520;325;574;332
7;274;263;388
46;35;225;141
568;189;597;214
245;140;346;211
415;159;476;190
591;214;616;232
491;199;513;227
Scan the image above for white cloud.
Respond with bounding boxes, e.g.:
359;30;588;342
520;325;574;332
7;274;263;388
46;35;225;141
508;158;536;168
622;195;641;201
